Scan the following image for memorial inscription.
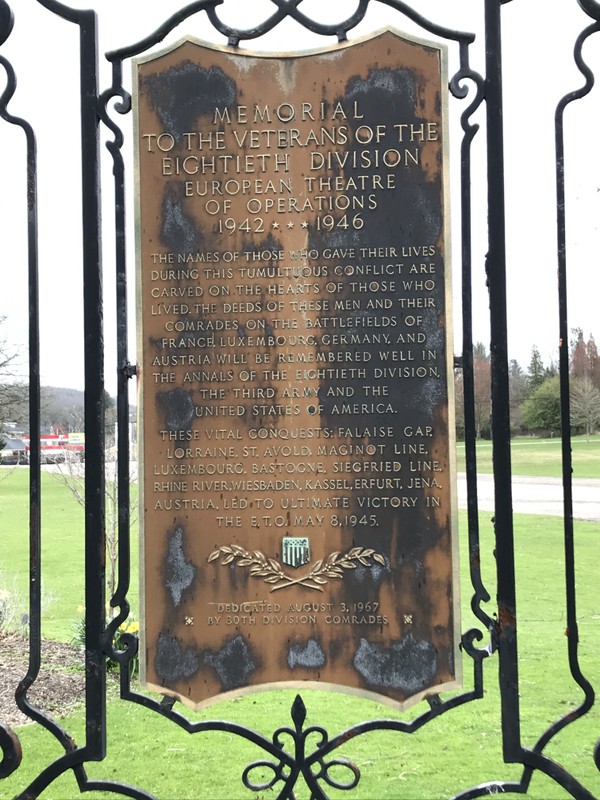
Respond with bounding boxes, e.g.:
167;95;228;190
135;29;460;708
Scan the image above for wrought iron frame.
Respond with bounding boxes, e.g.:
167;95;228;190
0;1;598;797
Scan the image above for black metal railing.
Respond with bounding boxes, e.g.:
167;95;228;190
0;1;597;798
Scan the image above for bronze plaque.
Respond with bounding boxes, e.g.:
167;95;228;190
134;29;460;710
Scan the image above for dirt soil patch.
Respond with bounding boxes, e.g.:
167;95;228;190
0;633;89;729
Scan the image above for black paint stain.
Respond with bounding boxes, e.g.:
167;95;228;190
344;67;441;243
164;525;196;607
304;62;448;561
161;188;203;252
353;634;437;693
241;231;284;261
288;638;326;670
142;61;237;139
345;559;388;588
203;634;257;691
155;632;201;682
156;386;195;431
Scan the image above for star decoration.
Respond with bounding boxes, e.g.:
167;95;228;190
287;221;295;229
301;221;309;229
184;616;194;626
403;614;413;624
272;221;280;229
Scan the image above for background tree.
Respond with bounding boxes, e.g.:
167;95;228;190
454;342;494;439
104;390;118;448
0;316;28;437
586;334;600;388
570;327;588;379
526;345;546;393
472;341;488;360
508;358;528;433
454;366;465;440
40;388;85;433
544;357;558;380
521;375;562;435
52;454;137;603
567;327;600;384
472;342;491;439
570;376;600;436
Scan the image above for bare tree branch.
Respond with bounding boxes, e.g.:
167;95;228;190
52;455;138;600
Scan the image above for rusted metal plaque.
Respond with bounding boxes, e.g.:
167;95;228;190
134;29;460;710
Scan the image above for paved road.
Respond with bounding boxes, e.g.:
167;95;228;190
457;473;600;522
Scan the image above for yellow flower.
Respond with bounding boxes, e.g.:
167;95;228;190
118;615;139;635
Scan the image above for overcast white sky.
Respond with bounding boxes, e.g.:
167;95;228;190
0;0;598;393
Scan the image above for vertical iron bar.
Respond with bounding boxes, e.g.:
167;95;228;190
550;15;597;740
25;64;41;723
79;9;106;760
555;117;580;697
484;0;521;760
113;79;133;619
0;8;41;747
455;47;492;631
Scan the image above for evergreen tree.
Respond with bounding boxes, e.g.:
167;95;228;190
521;376;561;434
526;345;546;393
508;359;528;433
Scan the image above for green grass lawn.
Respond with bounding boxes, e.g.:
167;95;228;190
0;468;139;640
1;467;599;799
456;434;600;479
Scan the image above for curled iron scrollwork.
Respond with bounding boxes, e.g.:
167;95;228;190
0;0;13;45
1;1;596;798
207;0;370;45
243;696;360;798
0;725;21;781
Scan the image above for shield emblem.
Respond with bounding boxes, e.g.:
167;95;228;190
282;537;311;569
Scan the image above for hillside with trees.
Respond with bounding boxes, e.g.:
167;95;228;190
457;329;600;439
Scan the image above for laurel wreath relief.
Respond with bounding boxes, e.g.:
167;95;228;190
208;545;386;593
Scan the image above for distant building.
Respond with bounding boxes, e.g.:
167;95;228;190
0;436;27;465
20;433;85;463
